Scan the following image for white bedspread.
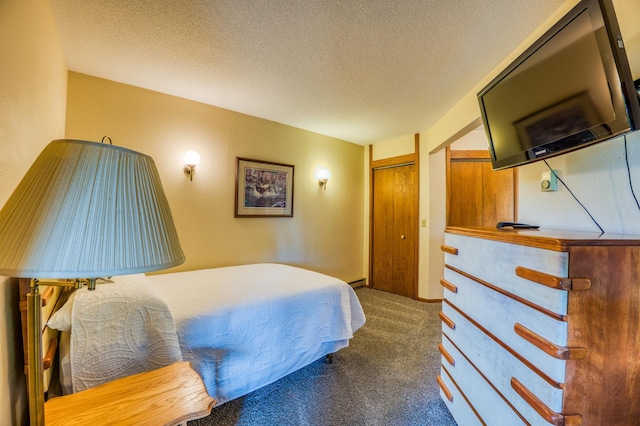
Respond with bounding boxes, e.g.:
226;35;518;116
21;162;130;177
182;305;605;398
138;263;366;404
53;263;365;403
69;280;183;392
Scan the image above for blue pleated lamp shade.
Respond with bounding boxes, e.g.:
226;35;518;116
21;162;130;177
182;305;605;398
0;139;185;278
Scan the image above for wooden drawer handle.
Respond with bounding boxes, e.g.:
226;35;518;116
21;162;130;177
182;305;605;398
439;311;455;330
440;279;458;293
437;375;453;402
43;336;58;371
514;323;586;360
515;266;590;291
511;377;582;425
438;343;455;366
441;245;458;255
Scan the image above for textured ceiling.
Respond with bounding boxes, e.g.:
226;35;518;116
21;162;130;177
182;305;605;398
50;0;571;145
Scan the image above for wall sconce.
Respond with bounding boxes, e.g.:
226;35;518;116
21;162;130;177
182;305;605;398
318;169;331;190
183;151;200;181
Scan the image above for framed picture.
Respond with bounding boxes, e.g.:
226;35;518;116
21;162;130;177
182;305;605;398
235;157;294;217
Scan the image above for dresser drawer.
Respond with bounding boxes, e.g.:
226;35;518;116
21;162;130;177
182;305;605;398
443;267;568;384
444;233;568;316
441;302;564;425
438;365;483;426
440;335;526;425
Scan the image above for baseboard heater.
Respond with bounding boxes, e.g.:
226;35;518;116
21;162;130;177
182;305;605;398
348;278;366;289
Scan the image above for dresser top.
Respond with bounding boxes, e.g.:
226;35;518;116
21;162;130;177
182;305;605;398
445;226;640;251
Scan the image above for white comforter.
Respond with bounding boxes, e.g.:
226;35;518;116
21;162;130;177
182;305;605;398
55;264;365;404
142;263;366;404
67;279;183;393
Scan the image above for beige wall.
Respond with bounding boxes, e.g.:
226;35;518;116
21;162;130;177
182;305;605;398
613;0;640;80
0;0;68;423
517;130;640;233
426;147;446;300
371;135;415;161
65;73;365;281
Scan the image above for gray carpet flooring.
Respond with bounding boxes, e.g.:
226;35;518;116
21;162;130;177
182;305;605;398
188;287;458;426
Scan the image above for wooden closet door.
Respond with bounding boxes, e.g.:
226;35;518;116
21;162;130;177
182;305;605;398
447;150;516;227
448;161;483;226
372;164;416;298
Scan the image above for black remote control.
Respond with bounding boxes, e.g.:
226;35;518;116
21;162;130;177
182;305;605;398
496;222;540;229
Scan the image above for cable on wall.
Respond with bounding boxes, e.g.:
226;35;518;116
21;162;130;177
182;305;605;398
624;134;640;213
543;159;604;234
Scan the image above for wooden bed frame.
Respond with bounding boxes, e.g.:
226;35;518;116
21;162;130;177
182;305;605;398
18;278;215;425
17;264;363;424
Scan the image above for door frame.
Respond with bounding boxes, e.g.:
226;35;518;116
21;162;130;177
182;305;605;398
368;134;420;299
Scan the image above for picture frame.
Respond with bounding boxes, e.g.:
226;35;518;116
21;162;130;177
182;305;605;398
235;157;294;217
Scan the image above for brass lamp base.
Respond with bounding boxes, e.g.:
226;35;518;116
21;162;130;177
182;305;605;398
27;280;44;426
26;278;84;425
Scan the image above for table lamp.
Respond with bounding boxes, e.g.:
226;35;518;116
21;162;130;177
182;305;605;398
0;139;185;426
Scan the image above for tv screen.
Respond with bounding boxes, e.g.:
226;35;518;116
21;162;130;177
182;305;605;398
478;0;640;170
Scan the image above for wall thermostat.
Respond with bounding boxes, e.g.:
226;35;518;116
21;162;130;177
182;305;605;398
541;170;558;192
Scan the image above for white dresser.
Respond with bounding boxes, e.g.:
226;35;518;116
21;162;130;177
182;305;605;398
437;226;640;425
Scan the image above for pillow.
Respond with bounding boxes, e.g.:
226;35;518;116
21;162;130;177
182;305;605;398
45;275;147;332
47;291;76;332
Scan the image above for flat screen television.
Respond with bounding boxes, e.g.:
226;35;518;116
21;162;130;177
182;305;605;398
478;0;640;170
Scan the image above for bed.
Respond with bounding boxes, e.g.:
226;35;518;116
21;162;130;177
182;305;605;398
43;263;366;405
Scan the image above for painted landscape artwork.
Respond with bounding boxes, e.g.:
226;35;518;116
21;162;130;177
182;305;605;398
235;158;294;217
243;167;288;208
